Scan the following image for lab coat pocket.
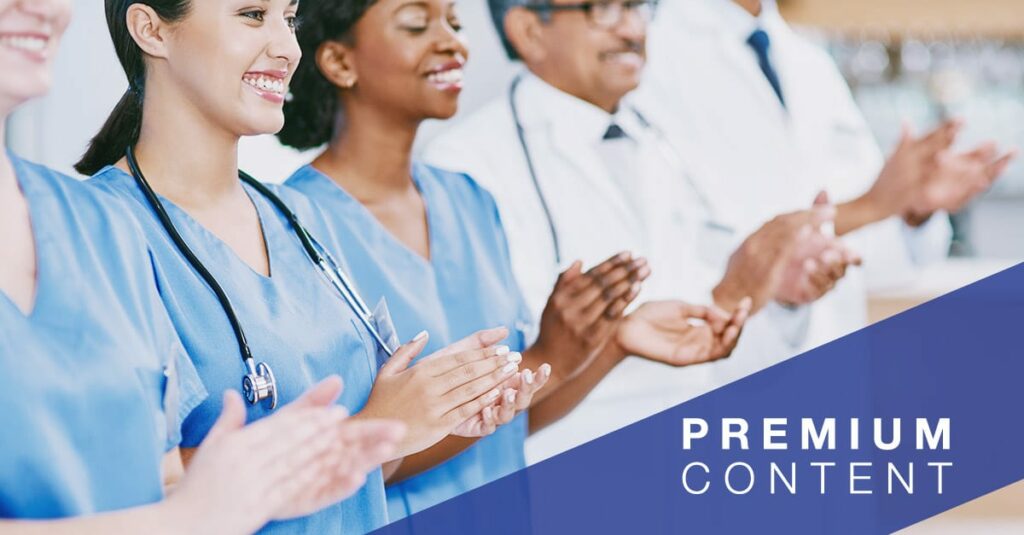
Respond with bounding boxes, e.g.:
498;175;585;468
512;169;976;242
697;221;737;271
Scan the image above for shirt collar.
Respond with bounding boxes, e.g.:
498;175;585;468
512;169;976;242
517;71;640;144
705;0;773;43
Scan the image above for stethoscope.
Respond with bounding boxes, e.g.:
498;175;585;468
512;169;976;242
508;74;734;265
126;147;394;410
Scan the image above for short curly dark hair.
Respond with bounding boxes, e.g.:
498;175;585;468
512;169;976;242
278;0;378;150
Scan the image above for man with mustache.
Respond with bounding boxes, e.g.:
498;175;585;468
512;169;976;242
423;0;858;461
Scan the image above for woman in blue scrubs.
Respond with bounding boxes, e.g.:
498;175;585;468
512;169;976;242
278;0;752;520
75;1;521;533
0;0;400;531
274;0;673;519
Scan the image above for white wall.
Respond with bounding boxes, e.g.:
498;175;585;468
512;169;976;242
8;0;517;182
9;0;124;177
239;0;518;183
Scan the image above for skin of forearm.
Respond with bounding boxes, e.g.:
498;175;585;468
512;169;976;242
385;436;479;485
527;344;627;435
835;194;891;237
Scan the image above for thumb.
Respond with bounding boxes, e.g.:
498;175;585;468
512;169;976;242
380;330;429;376
284;375;344;411
205;390;247;443
809;203;836;228
813;190;830;207
555;260;584;291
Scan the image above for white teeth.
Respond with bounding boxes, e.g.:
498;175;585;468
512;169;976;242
0;35;48;53
427;68;464;86
243;75;286;95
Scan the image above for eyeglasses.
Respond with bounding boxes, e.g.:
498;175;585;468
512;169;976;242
527;0;658;29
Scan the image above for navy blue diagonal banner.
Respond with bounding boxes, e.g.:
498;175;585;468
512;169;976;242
377;262;1024;535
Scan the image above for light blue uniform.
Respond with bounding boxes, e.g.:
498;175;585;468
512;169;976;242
91;167;387;534
0;155;206;519
286;163;533;520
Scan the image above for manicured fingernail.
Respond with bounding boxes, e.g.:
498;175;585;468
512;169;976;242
502;362;518;374
485;389;500;402
506;351;522;364
483;406;492;419
540;363;552;377
494;345;510;356
524;369;534;385
505;390;517;404
413;330;428;342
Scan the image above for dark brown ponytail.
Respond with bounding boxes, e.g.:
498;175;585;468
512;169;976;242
74;0;191;175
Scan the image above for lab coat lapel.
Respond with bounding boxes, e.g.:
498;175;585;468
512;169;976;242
547;124;645;240
719;34;789;128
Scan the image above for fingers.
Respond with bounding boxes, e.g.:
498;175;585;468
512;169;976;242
282;375;344;411
429;327;510;359
250;407;350;477
917;119;962;155
445;387;504;428
566;252;635;295
380;330;429;376
442;356;519;411
495;388;517;426
420;344;513;377
731;298;752;327
204;390;247;443
553;260;584;293
987;150;1017;182
579;278;636;324
520;367;550;410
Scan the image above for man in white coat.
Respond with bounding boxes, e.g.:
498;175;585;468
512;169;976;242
422;0;863;462
637;0;1015;360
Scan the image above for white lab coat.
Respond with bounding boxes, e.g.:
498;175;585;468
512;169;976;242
422;72;800;462
636;0;952;354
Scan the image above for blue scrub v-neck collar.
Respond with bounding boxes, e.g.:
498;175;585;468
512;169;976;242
305;164;441;271
106;165;280;283
1;155;57;321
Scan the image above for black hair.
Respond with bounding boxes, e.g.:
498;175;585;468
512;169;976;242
75;0;191;176
489;0;547;61
277;0;378;151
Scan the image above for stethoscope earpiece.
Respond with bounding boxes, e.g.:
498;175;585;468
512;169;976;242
242;360;278;410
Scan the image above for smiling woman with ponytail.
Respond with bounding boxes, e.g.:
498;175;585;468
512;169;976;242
82;1;522;533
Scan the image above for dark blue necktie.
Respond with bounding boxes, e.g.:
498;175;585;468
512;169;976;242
603;123;627;140
747;29;786;107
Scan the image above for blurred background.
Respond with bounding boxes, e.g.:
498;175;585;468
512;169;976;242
5;1;1023;528
7;0;1023;259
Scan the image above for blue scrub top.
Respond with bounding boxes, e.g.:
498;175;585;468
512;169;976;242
91;167;387;534
0;155;206;519
286;163;533;521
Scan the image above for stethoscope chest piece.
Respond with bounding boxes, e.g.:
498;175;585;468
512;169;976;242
242;360;278;410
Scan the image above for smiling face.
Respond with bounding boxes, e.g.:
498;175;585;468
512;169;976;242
0;0;72;111
156;0;301;136
528;0;648;111
344;0;468;122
